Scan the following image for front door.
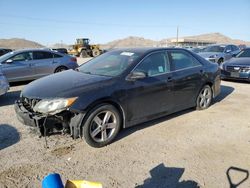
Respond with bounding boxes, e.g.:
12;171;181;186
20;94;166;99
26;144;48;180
125;51;174;123
1;52;34;82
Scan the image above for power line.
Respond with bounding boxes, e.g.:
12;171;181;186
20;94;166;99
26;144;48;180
0;14;178;28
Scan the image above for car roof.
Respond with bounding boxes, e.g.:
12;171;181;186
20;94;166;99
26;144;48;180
9;48;65;55
109;47;187;55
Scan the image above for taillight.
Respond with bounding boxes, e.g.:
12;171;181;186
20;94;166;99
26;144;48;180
70;57;77;62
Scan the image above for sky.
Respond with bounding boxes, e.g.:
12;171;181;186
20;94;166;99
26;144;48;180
0;0;249;46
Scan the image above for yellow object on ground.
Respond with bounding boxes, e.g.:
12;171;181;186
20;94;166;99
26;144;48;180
65;180;103;188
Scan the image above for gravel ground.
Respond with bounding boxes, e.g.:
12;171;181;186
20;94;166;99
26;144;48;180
0;62;250;187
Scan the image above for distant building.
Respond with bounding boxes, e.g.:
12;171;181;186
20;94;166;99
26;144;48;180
159;38;216;47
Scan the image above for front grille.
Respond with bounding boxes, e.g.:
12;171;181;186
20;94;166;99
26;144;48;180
21;97;41;112
226;66;250;73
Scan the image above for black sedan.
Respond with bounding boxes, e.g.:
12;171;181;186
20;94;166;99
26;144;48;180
15;48;221;147
220;48;250;82
0;48;12;56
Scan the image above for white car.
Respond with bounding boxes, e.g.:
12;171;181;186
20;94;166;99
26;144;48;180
0;65;9;96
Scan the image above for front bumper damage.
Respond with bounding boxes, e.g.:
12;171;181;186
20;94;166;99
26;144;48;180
14;100;85;139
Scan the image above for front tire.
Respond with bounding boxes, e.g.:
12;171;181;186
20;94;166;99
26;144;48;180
196;85;212;110
83;104;121;147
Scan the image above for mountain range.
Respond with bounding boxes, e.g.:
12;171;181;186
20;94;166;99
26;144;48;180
0;33;249;50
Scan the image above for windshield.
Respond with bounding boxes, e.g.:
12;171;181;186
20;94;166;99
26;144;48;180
203;46;225;53
78;50;141;77
236;49;250;58
0;51;16;62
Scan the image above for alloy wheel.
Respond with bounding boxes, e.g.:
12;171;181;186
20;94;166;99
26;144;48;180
197;86;212;109
90;110;117;142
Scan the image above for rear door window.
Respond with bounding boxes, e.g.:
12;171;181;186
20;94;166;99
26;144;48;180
33;51;53;60
168;50;201;71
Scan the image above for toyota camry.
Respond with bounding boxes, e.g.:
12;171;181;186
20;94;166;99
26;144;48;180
15;48;221;147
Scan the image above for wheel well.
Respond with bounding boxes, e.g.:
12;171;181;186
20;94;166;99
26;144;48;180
80;100;125;133
54;66;68;72
205;82;214;97
218;57;224;62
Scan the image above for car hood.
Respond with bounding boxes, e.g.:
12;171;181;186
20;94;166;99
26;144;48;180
198;52;221;58
224;57;250;66
21;70;113;99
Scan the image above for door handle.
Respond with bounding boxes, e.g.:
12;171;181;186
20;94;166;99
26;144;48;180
200;69;204;74
167;76;173;82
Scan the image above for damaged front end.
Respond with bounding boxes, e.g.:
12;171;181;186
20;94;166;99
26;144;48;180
14;97;85;139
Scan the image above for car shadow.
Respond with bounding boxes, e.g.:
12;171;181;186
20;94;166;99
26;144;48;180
135;163;199;188
116;108;193;142
116;84;234;142
214;84;234;103
0;90;21;106
0;124;20;150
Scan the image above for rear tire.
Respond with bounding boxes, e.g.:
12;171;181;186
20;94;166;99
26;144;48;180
55;66;67;73
92;49;101;57
196;85;212;110
82;104;121;148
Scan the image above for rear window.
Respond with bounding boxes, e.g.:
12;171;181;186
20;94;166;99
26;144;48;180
33;51;53;60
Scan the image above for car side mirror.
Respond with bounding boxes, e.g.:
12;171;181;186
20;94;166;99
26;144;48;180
226;50;231;53
5;59;13;64
126;71;147;81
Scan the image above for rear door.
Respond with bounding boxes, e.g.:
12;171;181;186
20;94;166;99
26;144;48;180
168;50;204;111
32;51;57;77
1;52;34;82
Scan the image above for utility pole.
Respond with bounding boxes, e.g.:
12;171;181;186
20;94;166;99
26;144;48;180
176;26;179;47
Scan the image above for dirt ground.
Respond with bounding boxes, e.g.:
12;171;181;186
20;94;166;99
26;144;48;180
0;61;250;187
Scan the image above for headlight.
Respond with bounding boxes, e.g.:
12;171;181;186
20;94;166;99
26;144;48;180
33;97;77;115
209;54;218;58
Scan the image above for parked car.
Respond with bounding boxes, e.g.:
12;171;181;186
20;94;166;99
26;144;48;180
187;47;203;53
198;44;240;64
0;48;12;56
0;65;9;96
15;48;221;147
52;48;68;54
0;49;78;82
220;48;250;82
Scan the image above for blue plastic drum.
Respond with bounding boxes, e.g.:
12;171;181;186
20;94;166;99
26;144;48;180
42;173;64;188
